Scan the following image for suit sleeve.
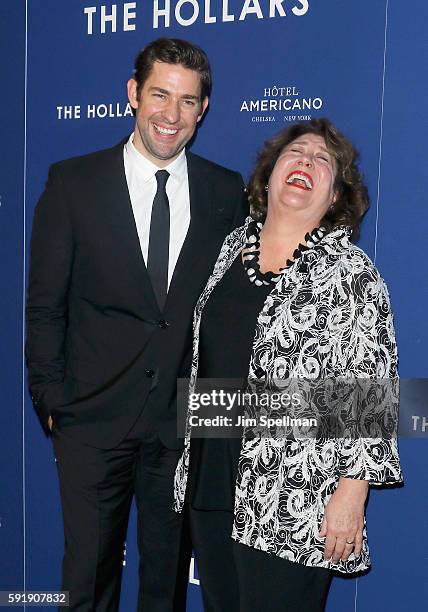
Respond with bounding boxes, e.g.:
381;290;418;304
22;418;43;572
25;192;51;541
25;164;74;432
337;268;402;485
229;172;249;231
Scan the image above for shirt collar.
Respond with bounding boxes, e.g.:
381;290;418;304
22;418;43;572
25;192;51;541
126;133;187;183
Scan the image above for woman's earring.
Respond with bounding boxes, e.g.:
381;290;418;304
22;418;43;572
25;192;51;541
264;185;269;192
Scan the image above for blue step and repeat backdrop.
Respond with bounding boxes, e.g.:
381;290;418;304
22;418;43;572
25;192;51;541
1;1;428;610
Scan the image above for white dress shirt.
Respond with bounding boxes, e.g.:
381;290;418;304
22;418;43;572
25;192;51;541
123;134;191;288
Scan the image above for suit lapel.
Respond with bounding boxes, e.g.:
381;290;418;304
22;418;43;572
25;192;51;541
99;145;226;316
165;153;213;309
99;138;161;317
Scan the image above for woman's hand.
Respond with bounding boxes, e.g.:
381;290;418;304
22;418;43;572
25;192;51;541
319;477;369;563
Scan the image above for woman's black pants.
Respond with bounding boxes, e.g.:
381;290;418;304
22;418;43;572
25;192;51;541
189;506;332;612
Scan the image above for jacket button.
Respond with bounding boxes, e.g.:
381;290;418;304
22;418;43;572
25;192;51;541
145;369;155;378
158;320;169;329
254;367;265;378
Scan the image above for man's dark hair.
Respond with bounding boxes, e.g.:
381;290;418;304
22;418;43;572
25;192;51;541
133;38;212;101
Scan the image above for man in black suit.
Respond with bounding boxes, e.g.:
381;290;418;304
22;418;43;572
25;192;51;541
26;38;247;612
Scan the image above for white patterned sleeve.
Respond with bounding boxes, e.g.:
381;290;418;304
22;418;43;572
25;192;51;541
337;263;403;485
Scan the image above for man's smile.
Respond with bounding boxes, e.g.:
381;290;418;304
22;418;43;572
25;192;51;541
152;122;179;137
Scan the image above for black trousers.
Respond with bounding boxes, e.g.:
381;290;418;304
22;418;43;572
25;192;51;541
52;421;191;612
189;507;332;612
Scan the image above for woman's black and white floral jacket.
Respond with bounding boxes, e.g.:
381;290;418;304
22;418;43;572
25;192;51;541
174;217;402;573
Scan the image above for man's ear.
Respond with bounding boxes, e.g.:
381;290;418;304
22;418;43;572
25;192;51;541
127;78;139;110
197;97;209;122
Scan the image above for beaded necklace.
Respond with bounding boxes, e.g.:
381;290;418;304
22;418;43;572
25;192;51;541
242;219;327;286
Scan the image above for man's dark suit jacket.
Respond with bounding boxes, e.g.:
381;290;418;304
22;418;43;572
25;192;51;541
26;138;247;450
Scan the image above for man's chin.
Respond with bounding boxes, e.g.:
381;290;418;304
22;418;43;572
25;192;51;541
138;133;187;164
150;144;184;163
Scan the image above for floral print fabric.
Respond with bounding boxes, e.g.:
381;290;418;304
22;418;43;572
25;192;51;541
174;218;402;573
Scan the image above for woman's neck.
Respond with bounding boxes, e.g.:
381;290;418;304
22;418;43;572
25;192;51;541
255;211;322;274
261;211;320;247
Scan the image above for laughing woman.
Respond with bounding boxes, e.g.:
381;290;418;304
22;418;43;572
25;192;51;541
175;119;402;611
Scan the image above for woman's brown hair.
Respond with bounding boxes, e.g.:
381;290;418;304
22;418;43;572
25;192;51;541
247;118;369;238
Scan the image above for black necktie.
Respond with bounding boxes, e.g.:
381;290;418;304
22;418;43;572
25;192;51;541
147;170;170;310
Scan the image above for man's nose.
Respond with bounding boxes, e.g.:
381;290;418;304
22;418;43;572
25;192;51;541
162;98;180;123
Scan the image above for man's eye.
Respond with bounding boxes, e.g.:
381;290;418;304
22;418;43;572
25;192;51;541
183;100;196;107
153;93;166;99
